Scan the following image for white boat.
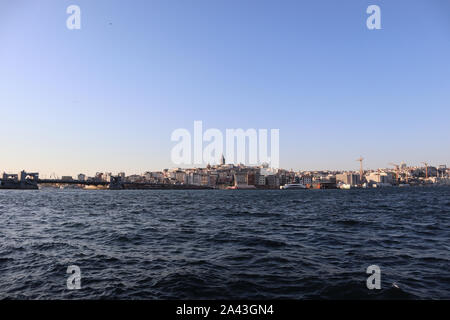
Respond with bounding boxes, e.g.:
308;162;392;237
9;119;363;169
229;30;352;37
280;183;307;190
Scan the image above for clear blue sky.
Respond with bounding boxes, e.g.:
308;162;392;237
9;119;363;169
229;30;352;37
1;0;449;176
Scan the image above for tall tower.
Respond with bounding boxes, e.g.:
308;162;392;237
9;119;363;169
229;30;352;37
421;162;429;179
221;154;226;165
356;156;364;183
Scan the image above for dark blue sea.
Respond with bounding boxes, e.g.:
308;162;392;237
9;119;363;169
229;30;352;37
0;187;449;299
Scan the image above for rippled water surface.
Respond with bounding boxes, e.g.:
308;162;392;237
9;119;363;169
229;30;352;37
0;187;449;299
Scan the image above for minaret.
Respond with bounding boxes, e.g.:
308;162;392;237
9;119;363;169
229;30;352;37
356;156;364;183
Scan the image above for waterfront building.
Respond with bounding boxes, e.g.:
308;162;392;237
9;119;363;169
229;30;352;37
256;174;266;185
200;174;210;186
126;174;143;183
217;170;232;185
103;172;112;182
143;171;152;181
188;172;201;185
247;172;256;185
266;175;280;187
175;171;187;184
95;172;103;181
260;167;275;176
336;173;360;186
438;165;447;178
366;172;391;185
149;171;163;181
234;172;248;186
209;174;218;187
300;175;312;186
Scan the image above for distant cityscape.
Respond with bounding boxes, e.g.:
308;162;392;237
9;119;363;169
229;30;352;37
1;155;449;190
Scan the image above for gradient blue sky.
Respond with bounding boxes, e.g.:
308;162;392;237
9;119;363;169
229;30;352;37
1;0;449;176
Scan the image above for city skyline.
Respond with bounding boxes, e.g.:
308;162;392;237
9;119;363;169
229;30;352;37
1;0;450;176
2;159;447;191
2;158;446;180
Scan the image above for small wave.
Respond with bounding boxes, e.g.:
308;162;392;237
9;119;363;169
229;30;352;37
335;219;363;226
254;256;290;264
239;237;287;248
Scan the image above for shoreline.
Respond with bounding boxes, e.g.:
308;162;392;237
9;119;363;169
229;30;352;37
1;184;447;191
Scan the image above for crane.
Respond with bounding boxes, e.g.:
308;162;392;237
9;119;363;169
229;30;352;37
421;162;429;179
356;156;364;183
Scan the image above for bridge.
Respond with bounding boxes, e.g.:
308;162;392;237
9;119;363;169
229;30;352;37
0;171;212;190
37;179;109;185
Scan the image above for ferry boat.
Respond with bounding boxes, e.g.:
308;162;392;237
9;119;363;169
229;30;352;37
280;183;307;190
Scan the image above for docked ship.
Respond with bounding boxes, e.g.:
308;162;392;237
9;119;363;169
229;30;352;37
280;183;307;190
